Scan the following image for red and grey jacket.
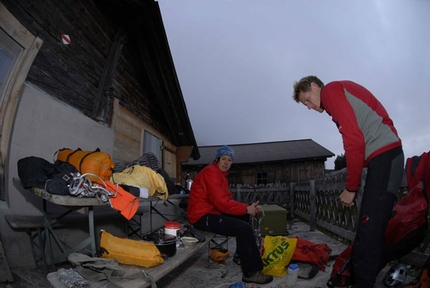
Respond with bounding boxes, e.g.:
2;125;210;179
321;81;402;192
187;162;248;224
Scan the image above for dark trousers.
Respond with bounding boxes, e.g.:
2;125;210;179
352;147;404;288
194;213;263;275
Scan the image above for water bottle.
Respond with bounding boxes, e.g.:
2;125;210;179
229;282;245;288
185;173;193;192
286;263;299;287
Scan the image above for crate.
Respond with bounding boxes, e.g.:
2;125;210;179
258;204;287;235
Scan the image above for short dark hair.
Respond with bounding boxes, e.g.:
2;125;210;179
292;76;324;102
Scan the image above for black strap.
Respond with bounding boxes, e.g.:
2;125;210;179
78;149;99;172
66;148;82;162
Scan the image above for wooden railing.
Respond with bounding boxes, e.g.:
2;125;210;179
230;172;429;266
230;178;360;241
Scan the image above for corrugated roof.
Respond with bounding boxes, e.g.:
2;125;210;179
182;139;335;166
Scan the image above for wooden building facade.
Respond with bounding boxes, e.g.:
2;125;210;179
182;140;335;186
0;0;200;268
0;0;199;190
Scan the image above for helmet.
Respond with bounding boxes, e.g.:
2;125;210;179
383;263;408;287
208;246;229;262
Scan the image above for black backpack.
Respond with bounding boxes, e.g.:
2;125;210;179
18;156;57;189
46;160;79;195
17;156;78;195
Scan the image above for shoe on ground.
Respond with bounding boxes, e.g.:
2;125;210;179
242;271;273;284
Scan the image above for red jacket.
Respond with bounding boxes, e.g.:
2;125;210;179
187;162;248;224
321;81;402;192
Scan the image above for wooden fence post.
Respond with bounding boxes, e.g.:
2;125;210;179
289;182;295;224
309;179;316;231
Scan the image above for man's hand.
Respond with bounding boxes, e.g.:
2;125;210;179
339;189;355;207
246;200;260;216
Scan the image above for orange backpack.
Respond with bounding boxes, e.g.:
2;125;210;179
57;148;114;183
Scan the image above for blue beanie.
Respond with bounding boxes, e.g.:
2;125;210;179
216;145;234;159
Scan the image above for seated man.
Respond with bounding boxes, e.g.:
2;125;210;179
187;145;273;285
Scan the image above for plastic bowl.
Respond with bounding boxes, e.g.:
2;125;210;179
181;236;198;248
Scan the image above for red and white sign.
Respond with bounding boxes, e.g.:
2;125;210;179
61;34;71;45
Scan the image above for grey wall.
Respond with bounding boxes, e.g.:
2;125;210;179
2;82;117;268
8;83;115;212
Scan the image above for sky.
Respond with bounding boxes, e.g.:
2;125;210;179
157;0;430;169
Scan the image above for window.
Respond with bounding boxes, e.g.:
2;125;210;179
0;28;23;105
256;172;268;185
143;130;161;163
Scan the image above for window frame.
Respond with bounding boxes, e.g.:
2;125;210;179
0;28;23;105
0;3;43;202
256;172;268;185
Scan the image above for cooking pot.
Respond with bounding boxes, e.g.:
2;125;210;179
142;231;177;257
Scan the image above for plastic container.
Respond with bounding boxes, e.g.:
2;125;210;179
286;263;299;287
181;236;198;248
164;221;180;237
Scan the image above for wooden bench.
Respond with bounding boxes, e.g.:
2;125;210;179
5;209;122;229
5;208;124;273
6;214;52;273
46;230;216;288
11;178;131;271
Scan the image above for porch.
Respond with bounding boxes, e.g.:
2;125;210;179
4;172;427;288
5;219;395;288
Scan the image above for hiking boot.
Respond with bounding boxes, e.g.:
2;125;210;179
242;271;273;284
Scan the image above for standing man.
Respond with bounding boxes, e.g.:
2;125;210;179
292;76;404;287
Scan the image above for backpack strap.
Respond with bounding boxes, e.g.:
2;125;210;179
65;148;82;162
327;257;354;288
78;148;100;172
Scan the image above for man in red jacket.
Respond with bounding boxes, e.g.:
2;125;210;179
187;145;273;285
293;76;404;287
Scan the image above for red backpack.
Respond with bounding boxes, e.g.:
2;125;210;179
327;245;354;287
290;237;332;271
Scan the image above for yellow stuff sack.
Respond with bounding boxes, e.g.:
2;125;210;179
261;235;297;277
57;148;114;183
99;230;164;268
110;165;168;200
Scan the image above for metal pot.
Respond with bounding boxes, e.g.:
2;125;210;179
143;231;177;257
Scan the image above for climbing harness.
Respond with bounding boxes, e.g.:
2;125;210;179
69;172;116;203
251;206;265;256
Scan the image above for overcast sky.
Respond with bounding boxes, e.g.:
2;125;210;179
157;0;430;169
